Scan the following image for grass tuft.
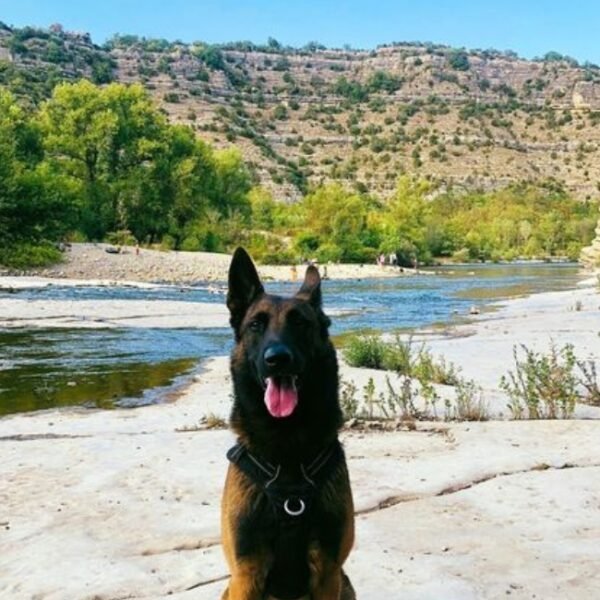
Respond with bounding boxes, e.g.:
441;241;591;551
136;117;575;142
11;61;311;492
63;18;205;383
343;334;460;385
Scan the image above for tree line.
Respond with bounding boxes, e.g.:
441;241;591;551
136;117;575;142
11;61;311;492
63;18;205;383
0;81;252;266
244;179;597;266
0;80;597;268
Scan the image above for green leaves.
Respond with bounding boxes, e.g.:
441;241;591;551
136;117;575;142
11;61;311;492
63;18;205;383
501;343;579;419
29;81;252;246
1;81;255;261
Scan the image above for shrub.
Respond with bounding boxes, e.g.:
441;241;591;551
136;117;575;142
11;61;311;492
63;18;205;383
315;242;343;263
394;240;419;268
578;359;600;406
0;243;63;268
448;50;470;71
273;104;288;120
340;352;486;423
445;379;488;421
500;343;578;419
343;334;460;385
160;234;177;250
343;335;389;370
339;378;359;419
412;352;460;386
106;229;137;246
180;236;202;251
451;247;470;263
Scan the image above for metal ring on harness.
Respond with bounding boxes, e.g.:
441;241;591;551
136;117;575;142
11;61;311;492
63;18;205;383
283;498;306;516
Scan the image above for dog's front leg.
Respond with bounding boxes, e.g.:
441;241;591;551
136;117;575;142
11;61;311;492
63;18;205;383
311;564;343;600
221;561;265;600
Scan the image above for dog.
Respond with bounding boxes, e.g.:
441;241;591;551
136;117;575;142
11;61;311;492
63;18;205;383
221;247;355;600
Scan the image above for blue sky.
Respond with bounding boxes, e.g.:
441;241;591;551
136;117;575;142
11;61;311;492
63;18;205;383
2;0;600;63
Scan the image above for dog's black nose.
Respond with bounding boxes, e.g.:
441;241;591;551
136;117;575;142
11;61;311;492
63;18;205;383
264;344;293;370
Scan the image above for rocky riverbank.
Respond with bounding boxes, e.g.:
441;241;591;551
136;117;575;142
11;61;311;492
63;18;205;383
18;243;422;284
1;269;600;599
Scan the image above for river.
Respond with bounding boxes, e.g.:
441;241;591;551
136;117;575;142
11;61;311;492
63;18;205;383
0;263;583;415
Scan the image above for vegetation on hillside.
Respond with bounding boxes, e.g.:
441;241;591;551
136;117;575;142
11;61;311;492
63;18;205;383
4;23;600;200
0;79;597;268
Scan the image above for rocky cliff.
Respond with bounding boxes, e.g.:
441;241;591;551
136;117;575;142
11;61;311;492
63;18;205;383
3;23;600;200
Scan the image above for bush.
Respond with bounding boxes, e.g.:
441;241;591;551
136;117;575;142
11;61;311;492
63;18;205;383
106;230;137;246
343;334;460;385
451;247;470;263
448;50;470;71
273;104;288;120
0;243;63;268
243;232;296;264
394;239;419;268
577;359;600;406
258;249;297;265
315;243;343;263
343;335;389;370
412;352;460;386
500;343;578;419
180;236;202;251
339;352;482;423
294;231;321;256
445;379;488;421
160;234;177;250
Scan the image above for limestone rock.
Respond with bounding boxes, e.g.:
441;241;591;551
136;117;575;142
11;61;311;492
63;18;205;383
580;213;600;267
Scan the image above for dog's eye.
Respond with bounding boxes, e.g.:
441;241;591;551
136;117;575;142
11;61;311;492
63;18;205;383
248;318;265;332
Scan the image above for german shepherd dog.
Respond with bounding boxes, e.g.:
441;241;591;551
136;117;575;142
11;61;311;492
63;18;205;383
221;248;355;600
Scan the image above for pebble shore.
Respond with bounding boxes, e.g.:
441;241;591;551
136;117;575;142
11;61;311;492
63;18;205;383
20;243;422;284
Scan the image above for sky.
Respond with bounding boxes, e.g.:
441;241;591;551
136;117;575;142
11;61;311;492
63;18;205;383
2;0;600;64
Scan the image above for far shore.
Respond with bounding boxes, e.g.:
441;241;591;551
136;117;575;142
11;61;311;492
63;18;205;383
1;243;430;285
1;243;589;288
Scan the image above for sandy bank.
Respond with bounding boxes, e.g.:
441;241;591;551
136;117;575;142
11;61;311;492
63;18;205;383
0;297;230;329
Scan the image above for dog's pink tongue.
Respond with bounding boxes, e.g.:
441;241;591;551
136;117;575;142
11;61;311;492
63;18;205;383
265;377;298;418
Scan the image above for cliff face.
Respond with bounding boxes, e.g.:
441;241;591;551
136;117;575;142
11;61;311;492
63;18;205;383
3;24;600;200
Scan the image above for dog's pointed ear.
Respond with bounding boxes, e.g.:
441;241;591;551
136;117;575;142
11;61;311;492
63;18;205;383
227;248;264;334
296;265;322;308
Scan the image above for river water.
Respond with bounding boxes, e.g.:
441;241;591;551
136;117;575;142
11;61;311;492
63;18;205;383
0;263;583;415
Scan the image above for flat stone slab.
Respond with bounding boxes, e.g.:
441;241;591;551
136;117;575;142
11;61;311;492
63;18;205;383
2;368;600;599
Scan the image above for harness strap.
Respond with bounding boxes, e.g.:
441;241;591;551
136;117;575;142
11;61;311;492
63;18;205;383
226;439;343;520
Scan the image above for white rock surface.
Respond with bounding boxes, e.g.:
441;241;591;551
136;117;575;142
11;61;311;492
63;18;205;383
1;277;600;599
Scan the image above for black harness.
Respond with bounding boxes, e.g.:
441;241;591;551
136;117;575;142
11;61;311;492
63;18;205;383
226;439;345;599
226;439;343;521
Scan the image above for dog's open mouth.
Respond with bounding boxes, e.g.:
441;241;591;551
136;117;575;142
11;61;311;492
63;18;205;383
264;375;298;418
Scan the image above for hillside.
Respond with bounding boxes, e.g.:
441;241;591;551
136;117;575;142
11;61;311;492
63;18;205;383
3;22;600;201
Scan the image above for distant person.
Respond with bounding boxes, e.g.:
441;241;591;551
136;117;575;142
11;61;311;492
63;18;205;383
378;253;386;267
135;243;140;256
291;264;298;281
389;252;397;266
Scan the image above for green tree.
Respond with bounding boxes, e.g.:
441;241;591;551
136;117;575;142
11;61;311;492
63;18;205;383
0;90;76;245
378;176;433;263
299;183;376;261
448;50;470;71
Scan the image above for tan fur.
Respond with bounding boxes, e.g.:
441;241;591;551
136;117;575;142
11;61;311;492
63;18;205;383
221;466;270;600
221;464;356;600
